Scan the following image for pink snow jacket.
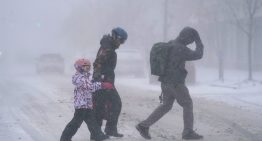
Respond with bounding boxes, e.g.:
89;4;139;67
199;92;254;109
72;72;102;109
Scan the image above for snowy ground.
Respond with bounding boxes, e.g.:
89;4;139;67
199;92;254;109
0;66;262;141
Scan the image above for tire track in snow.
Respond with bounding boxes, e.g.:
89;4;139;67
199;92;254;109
197;99;262;141
0;76;36;141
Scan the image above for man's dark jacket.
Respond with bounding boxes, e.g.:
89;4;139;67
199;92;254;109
93;35;117;84
159;39;204;84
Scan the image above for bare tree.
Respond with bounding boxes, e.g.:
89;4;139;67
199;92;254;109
210;2;227;82
225;0;262;81
163;0;169;42
194;0;227;81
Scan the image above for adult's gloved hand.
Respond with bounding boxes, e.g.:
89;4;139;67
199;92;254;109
101;82;114;89
192;29;201;43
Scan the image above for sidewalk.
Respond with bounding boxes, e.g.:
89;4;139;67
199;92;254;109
116;67;262;111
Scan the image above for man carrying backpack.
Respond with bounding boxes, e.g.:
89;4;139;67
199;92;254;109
136;27;204;140
92;27;128;138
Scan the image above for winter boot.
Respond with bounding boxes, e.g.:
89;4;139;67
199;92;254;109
106;132;123;137
136;123;151;140
182;130;203;140
104;127;123;137
90;133;109;141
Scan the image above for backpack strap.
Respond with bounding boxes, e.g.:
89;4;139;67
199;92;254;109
159;92;163;103
162;42;174;76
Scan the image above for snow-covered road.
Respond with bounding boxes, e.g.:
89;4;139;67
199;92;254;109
1;71;262;141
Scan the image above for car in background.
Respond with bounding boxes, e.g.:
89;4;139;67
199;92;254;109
36;53;65;74
116;49;146;77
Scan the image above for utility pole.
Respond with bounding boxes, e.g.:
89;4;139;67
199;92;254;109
163;0;168;42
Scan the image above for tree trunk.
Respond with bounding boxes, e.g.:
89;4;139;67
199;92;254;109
247;17;253;81
219;52;224;82
247;34;253;80
163;0;168;42
215;23;224;82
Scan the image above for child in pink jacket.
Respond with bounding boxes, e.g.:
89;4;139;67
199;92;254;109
60;58;112;141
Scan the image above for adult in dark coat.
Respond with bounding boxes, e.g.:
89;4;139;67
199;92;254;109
136;27;204;140
92;27;128;138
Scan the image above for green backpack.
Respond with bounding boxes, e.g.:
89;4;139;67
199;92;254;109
150;42;172;76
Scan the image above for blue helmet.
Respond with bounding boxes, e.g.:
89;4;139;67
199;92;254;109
112;27;128;43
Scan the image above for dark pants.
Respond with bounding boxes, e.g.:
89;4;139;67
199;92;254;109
60;109;103;141
140;83;194;135
93;88;122;133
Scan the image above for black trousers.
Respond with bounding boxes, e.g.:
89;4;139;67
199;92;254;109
93;88;122;133
60;109;103;141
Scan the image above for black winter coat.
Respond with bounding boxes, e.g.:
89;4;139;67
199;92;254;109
159;39;204;84
93;35;117;83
